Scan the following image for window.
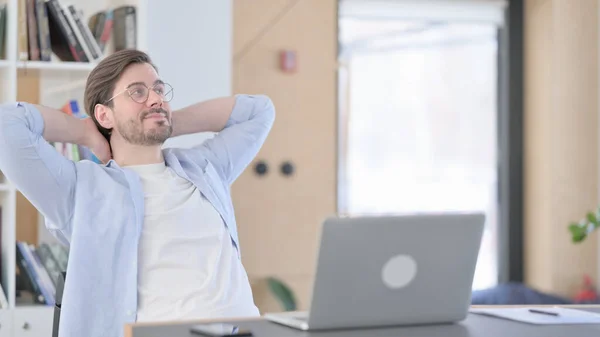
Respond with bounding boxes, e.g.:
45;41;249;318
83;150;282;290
338;0;507;290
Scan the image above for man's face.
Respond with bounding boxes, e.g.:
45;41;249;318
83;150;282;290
108;63;173;146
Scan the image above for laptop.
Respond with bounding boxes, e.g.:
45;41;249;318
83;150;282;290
264;212;485;331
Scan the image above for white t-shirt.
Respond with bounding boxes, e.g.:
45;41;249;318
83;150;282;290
125;162;259;322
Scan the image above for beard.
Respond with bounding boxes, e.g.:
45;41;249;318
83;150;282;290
116;108;173;146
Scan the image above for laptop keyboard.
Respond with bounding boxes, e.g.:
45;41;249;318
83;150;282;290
291;312;308;322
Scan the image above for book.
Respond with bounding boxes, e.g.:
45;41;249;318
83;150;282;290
0;4;6;59
15;241;70;305
36;243;62;288
89;10;113;53
27;243;56;305
34;0;52;61
45;0;87;62
17;0;27;60
16;242;46;304
67;5;102;61
113;5;136;51
47;243;69;272
60;2;93;62
25;0;39;60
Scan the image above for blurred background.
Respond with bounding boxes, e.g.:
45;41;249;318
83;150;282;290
0;0;599;335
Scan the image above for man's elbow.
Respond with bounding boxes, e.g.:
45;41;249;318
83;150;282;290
0;103;25;144
0;103;42;155
0;103;33;131
0;103;17;127
255;94;276;126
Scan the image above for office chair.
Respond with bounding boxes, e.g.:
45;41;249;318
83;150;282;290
52;272;66;337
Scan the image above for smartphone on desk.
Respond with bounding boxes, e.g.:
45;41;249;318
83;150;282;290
190;323;253;337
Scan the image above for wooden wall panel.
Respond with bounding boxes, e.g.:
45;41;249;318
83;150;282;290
15;70;40;245
232;0;337;312
524;0;599;297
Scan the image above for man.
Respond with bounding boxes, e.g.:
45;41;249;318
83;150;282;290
0;49;275;337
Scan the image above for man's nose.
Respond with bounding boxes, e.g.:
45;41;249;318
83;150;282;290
146;90;164;107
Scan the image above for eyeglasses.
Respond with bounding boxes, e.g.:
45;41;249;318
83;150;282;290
105;81;174;104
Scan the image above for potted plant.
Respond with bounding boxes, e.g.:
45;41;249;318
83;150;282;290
569;207;600;242
267;277;297;311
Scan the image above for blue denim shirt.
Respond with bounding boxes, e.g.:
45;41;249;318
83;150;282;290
0;94;275;337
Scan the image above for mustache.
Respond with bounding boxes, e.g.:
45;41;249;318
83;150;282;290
141;108;168;119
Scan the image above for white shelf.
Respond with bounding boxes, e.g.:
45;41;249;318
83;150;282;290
13;306;54;336
0;184;10;192
17;61;98;72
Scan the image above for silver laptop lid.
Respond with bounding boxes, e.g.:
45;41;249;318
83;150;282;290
307;212;485;329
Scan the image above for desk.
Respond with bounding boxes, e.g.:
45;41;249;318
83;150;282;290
124;306;600;337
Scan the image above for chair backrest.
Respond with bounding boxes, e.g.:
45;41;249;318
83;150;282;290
52;272;66;337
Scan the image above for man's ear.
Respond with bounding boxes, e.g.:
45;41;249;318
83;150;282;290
94;103;115;130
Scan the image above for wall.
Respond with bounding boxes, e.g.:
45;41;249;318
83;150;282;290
232;0;338;312
524;0;599;297
147;0;232;149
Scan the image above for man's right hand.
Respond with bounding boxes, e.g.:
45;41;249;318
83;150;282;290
31;104;112;163
81;118;112;164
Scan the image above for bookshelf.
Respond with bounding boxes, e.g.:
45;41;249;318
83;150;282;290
17;60;96;71
0;0;147;335
0;0;232;334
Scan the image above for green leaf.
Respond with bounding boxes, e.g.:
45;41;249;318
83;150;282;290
587;212;598;225
267;277;297;312
569;222;587;243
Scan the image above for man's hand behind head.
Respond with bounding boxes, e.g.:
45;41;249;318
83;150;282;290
82;118;112;164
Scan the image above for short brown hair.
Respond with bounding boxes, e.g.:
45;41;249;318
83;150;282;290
84;49;158;141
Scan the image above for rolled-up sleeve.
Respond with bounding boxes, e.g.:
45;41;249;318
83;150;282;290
198;94;276;184
0;102;76;234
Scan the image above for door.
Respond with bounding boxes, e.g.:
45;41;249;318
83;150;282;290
231;0;338;312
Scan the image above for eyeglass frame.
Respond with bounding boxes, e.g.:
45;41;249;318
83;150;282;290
104;80;174;105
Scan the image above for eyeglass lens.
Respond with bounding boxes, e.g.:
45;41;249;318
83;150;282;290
128;83;174;103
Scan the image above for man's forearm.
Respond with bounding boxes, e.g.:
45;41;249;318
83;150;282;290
170;96;236;138
180;94;275;184
34;104;90;145
0;102;78;231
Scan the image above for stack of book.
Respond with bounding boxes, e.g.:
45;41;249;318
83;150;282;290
19;0;136;62
16;241;69;306
89;5;137;54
